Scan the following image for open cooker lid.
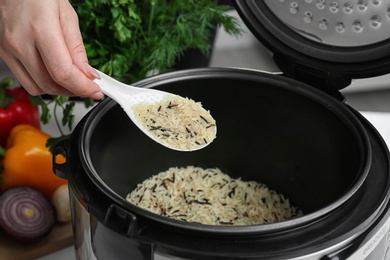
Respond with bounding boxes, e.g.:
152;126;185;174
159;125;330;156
234;0;390;91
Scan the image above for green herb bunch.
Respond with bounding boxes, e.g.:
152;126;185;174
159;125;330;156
71;0;241;82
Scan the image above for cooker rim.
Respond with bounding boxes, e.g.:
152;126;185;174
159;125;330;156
77;67;372;235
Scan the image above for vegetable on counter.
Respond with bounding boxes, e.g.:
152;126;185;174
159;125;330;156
51;184;71;223
0;186;56;242
0;77;40;147
0;124;67;199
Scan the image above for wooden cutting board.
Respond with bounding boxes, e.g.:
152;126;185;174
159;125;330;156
0;222;73;260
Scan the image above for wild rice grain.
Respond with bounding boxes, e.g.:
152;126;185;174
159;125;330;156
126;166;302;226
134;95;216;150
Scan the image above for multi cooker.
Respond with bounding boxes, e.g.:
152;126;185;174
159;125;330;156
53;1;390;259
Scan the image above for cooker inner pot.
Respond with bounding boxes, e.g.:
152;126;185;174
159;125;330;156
86;72;366;218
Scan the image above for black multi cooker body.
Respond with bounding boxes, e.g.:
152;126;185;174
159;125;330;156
54;1;390;259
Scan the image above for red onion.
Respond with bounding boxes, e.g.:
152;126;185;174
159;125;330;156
0;186;56;242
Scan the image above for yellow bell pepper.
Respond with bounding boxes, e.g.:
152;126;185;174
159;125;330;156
0;124;67;198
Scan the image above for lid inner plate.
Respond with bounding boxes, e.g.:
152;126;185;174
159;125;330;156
264;0;390;47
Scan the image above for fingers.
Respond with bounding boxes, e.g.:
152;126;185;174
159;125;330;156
34;1;103;99
1;51;75;97
59;0;99;80
0;0;103;99
0;54;50;96
0;24;74;97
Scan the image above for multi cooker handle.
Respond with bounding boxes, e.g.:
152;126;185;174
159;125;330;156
52;138;71;180
273;53;352;92
105;204;138;237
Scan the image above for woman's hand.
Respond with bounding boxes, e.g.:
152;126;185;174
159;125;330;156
0;0;104;100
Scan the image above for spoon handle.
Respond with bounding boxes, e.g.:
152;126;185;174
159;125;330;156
94;70;129;97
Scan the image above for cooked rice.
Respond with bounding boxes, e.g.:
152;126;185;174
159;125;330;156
134;95;216;150
126;166;302;226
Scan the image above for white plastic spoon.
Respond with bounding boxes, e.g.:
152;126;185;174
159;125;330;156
93;70;216;151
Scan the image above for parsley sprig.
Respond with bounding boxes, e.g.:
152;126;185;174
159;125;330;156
29;96;94;152
72;0;242;81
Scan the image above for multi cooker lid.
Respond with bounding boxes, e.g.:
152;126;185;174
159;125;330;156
234;0;390;90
